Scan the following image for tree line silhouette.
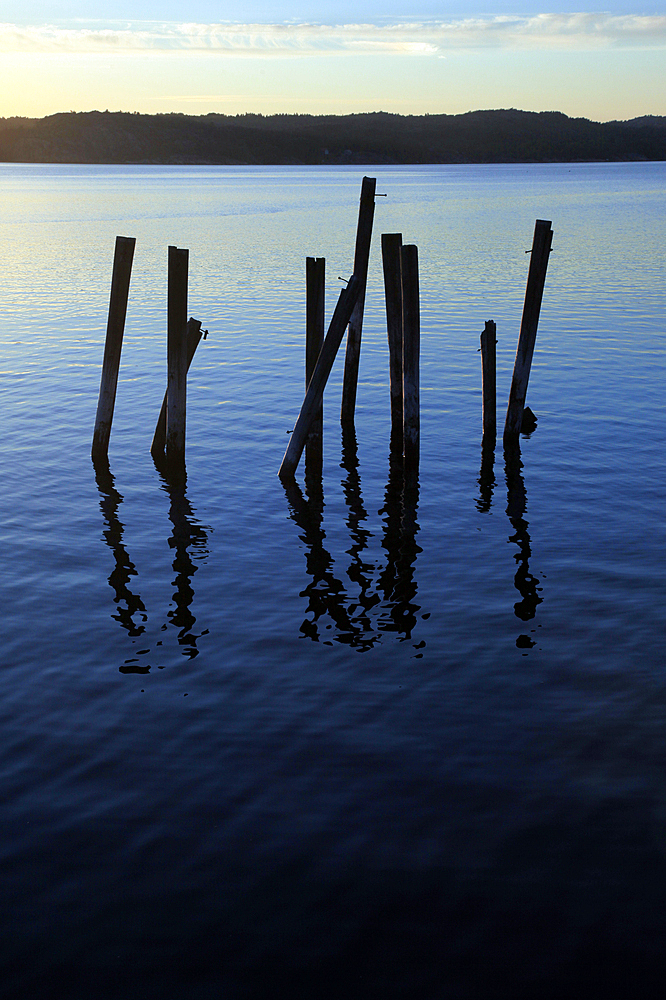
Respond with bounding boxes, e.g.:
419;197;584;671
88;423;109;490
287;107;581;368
1;108;664;164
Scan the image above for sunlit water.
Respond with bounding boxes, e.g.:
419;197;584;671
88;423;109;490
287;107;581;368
1;162;665;998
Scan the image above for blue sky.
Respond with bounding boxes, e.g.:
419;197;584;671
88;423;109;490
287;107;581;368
6;2;665;18
1;3;664;120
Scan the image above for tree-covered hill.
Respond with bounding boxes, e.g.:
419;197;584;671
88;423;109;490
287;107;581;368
1;108;664;164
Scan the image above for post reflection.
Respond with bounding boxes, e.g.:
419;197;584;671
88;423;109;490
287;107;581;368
476;438;496;513
282;473;378;651
377;453;422;641
340;428;381;633
94;453;209;670
93;458;147;638
284;435;424;651
157;462;210;659
504;442;543;633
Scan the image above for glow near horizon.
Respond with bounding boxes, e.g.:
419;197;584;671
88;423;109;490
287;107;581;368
1;12;664;122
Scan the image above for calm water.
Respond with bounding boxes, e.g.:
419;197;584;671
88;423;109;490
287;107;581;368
1;162;665;998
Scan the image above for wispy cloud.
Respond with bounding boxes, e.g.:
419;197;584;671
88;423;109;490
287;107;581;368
1;16;666;55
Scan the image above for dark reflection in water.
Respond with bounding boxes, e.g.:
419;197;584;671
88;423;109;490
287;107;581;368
283;473;378;652
93;458;147;639
94;456;209;670
377;452;423;642
504;442;543;630
157;462;210;659
284;433;423;652
476;438;496;513
340;428;381;640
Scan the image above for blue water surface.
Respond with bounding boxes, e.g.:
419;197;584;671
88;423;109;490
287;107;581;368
1;162;665;998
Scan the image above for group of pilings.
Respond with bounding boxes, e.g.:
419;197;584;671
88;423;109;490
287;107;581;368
481;218;554;449
279;187;553;488
279;177;421;483
93;196;552;490
91;237;204;475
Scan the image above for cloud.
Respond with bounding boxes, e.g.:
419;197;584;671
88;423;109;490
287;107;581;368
1;15;666;55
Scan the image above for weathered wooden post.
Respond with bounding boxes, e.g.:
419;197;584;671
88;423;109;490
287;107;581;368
91;236;136;461
381;232;404;456
478;320;497;511
279;276;361;480
305;256;325;478
151;318;203;461
480;319;497;442
401;244;420;480
340;176;377;426
504;220;553;441
166;245;189;467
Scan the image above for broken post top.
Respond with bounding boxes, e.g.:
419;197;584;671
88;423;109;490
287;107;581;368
353;177;377;274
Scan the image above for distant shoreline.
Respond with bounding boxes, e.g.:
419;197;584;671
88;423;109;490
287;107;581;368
1;109;665;165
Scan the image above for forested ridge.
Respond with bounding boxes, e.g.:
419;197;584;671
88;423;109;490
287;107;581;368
1;108;664;164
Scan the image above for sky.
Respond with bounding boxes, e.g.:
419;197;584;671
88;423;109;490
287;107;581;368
1;2;664;121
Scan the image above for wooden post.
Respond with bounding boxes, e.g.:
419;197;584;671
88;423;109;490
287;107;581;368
305;256;325;478
279;276;361;480
480;319;497;442
166;245;189;466
401;244;420;478
340;176;377;426
151;318;203;461
504;220;553;441
381;233;404;456
91;236;136;460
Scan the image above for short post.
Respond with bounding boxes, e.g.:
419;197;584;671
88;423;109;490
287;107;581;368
401;244;420;479
305;256;325;478
279;276;361;480
504;220;553;441
480;320;497;442
91;236;136;461
151;318;203;461
341;176;377;426
166;245;189;467
381;233;404;456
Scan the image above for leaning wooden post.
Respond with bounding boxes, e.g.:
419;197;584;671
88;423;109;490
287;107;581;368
166;245;189;466
381;233;404;456
279;276;361;480
151;318;203;460
504;220;553;441
480;320;497;442
91;236;136;460
401;244;420;479
340;176;377;426
305;256;325;478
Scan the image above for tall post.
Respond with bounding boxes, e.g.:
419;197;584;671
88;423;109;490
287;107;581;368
504;220;553;441
340;176;377;426
305;256;325;479
401;244;420;481
151;318;203;461
480;319;497;442
279;276;361;480
381;233;404;457
91;236;136;461
166;245;189;468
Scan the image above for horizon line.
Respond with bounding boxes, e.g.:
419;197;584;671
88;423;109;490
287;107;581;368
2;107;663;125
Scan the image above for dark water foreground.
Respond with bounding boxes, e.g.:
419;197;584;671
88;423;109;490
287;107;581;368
1;163;665;997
